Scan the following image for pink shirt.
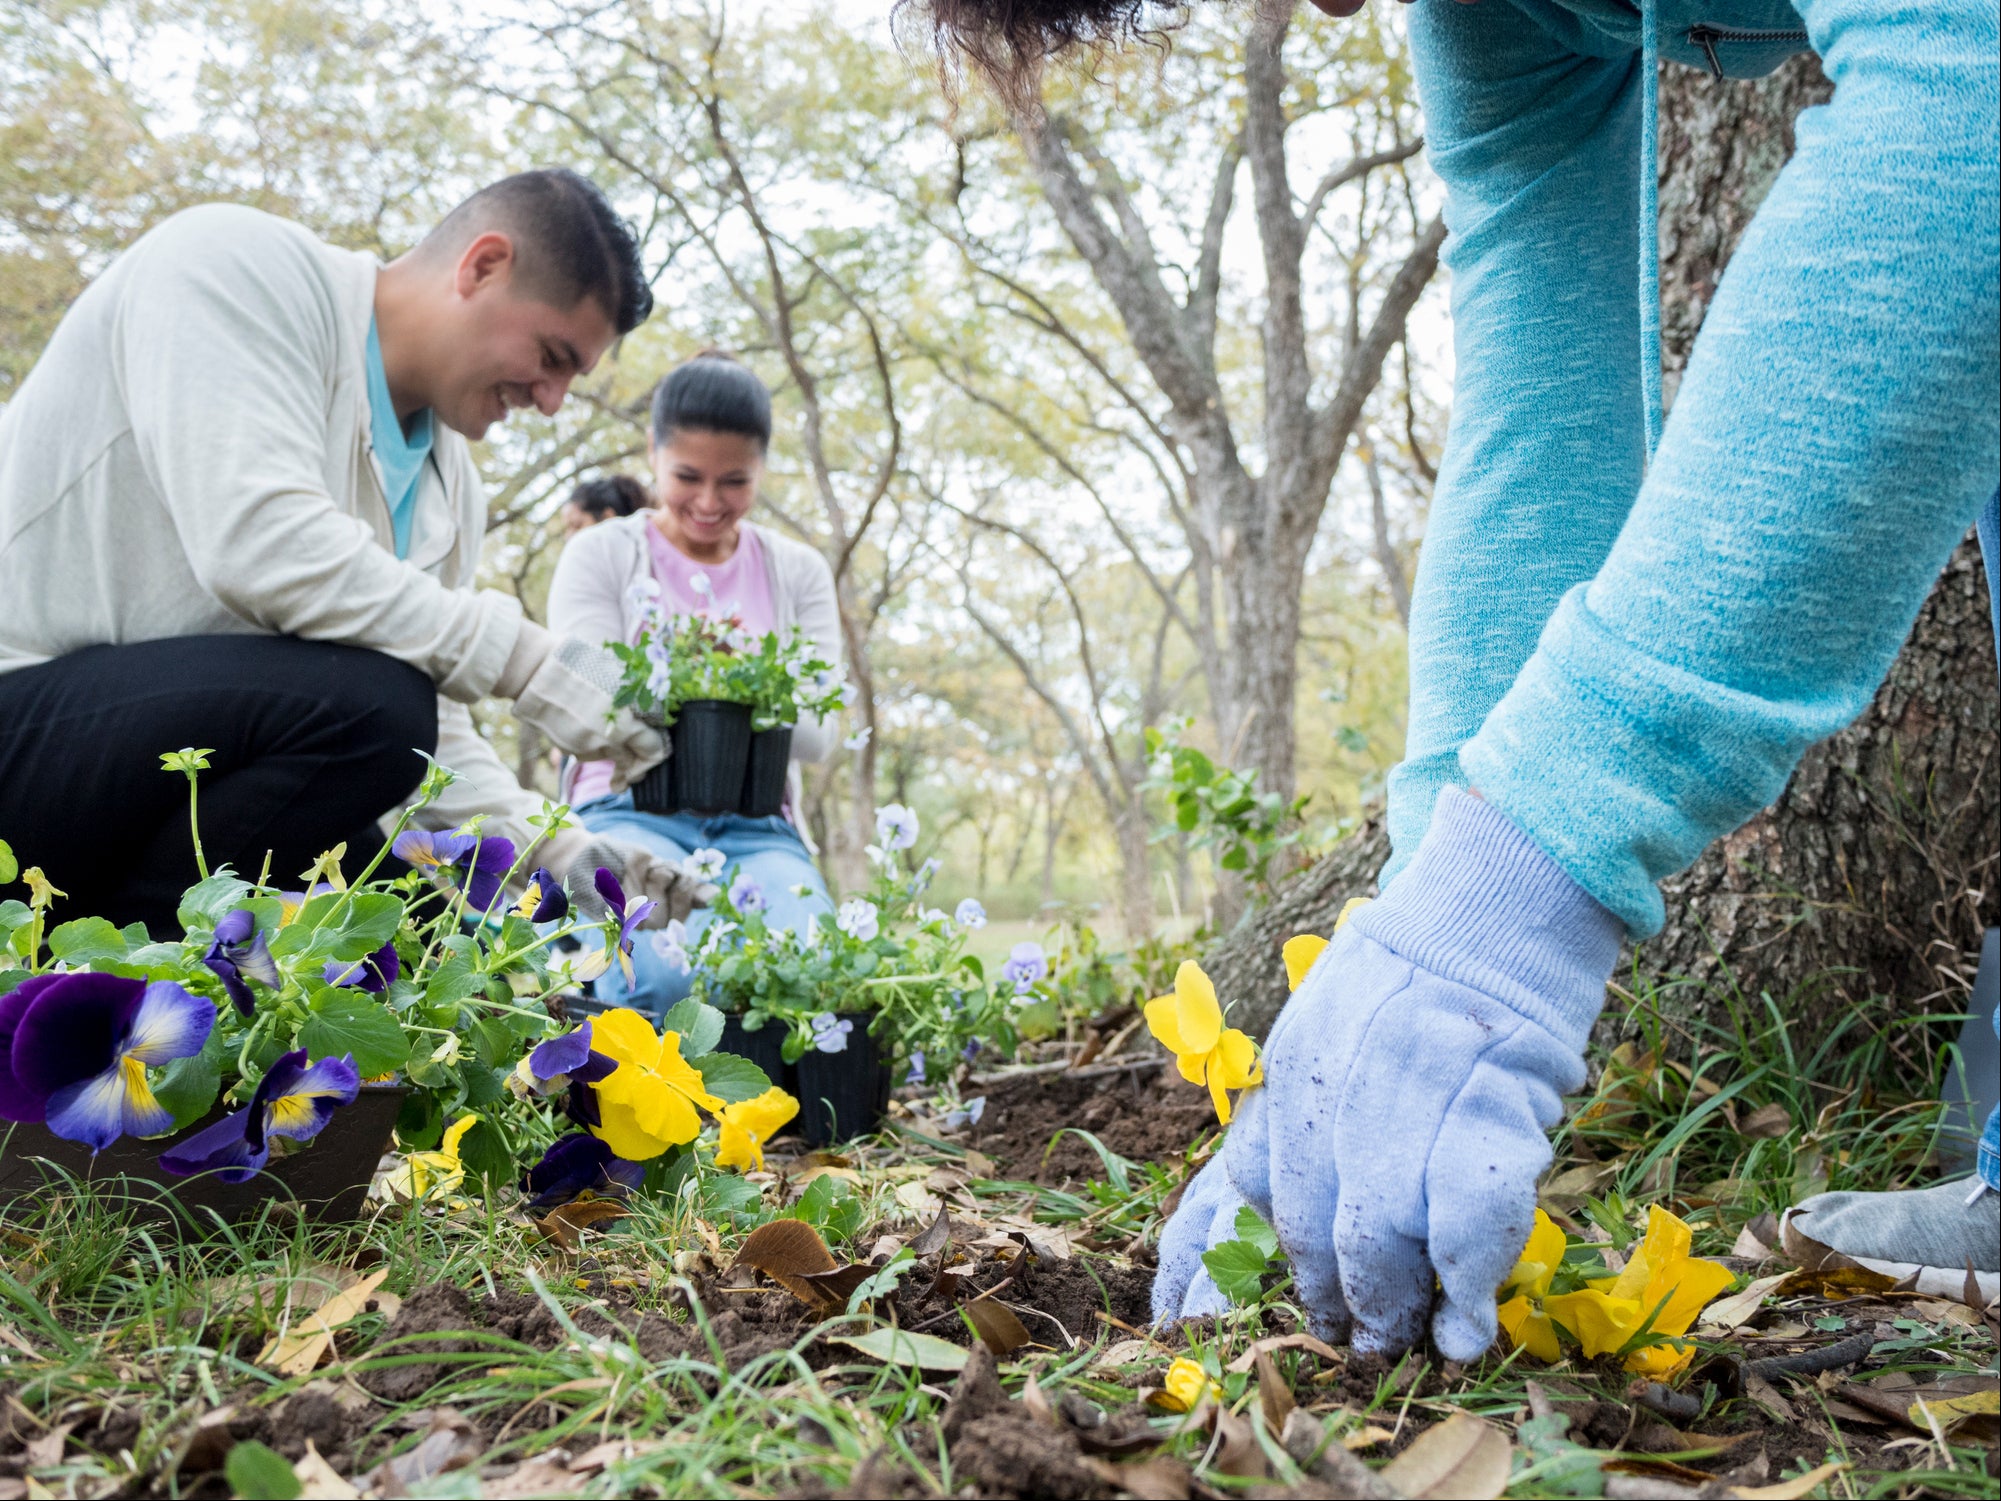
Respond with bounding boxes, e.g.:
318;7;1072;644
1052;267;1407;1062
571;521;777;806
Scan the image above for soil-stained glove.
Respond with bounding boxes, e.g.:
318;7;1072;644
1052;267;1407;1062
1150;1126;1256;1324
501;624;666;790
1167;788;1623;1358
535;826;714;928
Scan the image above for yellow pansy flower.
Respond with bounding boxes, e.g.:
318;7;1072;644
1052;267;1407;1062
383;1114;478;1201
1496;1208;1568;1363
714;1087;801;1173
1280;897;1371;991
1144;961;1262;1125
589;1008;724;1161
1544;1205;1733;1374
1151;1357;1224;1414
23;867;65;909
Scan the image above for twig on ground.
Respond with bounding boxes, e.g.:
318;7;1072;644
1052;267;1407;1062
1746;1328;1877;1379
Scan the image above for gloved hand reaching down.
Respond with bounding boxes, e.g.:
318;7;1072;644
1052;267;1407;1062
499;623;666;792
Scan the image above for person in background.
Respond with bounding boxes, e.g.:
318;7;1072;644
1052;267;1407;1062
561;473;650;535
0;169;706;935
547;352;841;1015
913;0;2000;1351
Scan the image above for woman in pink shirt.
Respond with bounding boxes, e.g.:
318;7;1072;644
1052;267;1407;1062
547;353;843;1016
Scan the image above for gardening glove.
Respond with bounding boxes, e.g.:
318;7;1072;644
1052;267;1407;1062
1151;1141;1255;1324
535;826;714;927
1180;788;1623;1359
500;623;667;790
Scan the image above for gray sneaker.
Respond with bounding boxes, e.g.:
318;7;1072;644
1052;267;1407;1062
1783;1178;1999;1302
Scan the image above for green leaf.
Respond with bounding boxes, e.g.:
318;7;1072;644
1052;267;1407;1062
1202;1238;1278;1306
829;1328;968;1373
176;873;253;932
225;1441;300;1501
298;996;411;1078
396;1091;443;1151
0;840;15;887
455;1118;515;1195
470;1016;517;1069
327;893;403;959
424;952;481;1008
1233;1205;1279;1259
460;1062;505;1107
1050;1128;1133;1193
694;1052;771;1103
662;998;726;1058
153;1047;223;1130
0;901;29;943
48;917;133;968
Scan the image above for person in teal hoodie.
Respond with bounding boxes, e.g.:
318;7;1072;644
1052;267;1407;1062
916;0;2000;1353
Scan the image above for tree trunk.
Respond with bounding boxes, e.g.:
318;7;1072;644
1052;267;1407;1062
1209;54;1999;1050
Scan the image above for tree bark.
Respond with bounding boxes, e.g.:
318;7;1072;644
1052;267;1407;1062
1210;54;1999;1050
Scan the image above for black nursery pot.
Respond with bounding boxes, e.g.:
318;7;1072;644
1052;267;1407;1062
739;726;794;818
713;1014;890;1148
0;1083;408;1233
633;699;753;816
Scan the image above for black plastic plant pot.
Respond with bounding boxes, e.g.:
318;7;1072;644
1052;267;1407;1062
629;757;676;816
793;1020;892;1148
739;726;794;818
663;699;753;815
717;1014;790;1090
0;1083;408;1234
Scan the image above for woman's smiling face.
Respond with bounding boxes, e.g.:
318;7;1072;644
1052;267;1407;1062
649;427;763;557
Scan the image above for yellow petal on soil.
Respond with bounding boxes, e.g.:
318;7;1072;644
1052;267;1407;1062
1624;1338;1699;1377
1282;934;1328;992
1169;961;1222;1057
1157;1357;1221;1414
716;1089;800;1174
1210;1028;1261;1090
590;1008;663;1071
1144;994;1189;1054
1545;1288;1645;1359
1497;1295;1563;1363
1651;1254;1736;1337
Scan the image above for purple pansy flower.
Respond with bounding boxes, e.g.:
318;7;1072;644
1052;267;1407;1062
1001;942;1048;995
521;1021;617;1095
0;973;215;1151
323;940;399;992
954;898;987;930
652;920;693;975
875;804;919;851
513;867;568;924
576;868;655;986
524;1133;645;1211
158;1049;360;1182
906;1049;926;1086
392;826;517;913
201;909;280;1018
275;883;338;925
728;873;766;914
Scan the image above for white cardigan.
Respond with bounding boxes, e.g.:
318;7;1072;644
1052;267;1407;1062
0;203;545;844
546;512;844;835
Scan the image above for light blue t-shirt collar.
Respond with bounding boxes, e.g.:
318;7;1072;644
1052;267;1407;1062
364;317;434;560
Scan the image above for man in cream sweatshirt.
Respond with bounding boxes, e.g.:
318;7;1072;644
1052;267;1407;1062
0;169;699;935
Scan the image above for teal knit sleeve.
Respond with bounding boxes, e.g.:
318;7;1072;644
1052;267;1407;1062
1458;0;2000;936
1383;0;1647;891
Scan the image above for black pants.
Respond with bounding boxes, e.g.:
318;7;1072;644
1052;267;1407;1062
0;636;437;938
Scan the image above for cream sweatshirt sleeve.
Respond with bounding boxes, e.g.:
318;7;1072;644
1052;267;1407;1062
111;207;523;702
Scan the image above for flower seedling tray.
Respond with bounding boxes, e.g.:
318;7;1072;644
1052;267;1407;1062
739;725;793;818
636;699;753;816
717;1014;889;1147
0;1083;407;1231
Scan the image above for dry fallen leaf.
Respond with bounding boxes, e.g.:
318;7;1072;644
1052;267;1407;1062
1377;1412;1511;1500
294;1440;360;1500
1343;1422;1397;1452
1203;1403;1266;1480
732;1219;840;1305
908;1207;953;1259
1094;1338;1156;1369
482;1454;586;1497
1910;1389;1999;1441
21;1423;72;1469
568;1438;663;1474
1225;1331;1342;1374
963;1298;1034;1356
1698;1272;1790;1331
536;1198;631;1253
1254;1348;1294;1433
363;1409;483;1491
258;1268;390;1377
1737;1103;1792;1139
1729;1460;1851;1499
1772;1264;1900;1301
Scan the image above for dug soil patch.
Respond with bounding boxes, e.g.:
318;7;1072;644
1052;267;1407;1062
970;1064;1215;1184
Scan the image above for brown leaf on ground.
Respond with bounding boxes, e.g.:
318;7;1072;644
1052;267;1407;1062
483;1455;585;1498
1083;1455;1192;1499
732;1218;840;1305
257;1268;390;1377
1771;1264;1900;1301
536;1199;631;1253
294;1440;360;1500
1202;1402;1266;1480
1698;1272;1789;1331
1377;1412;1511;1500
1279;1410;1400;1499
964;1297;1034;1356
1224;1331;1342;1374
1736;1103;1791;1139
363;1409;482;1491
22;1422;73;1469
908;1207;953;1258
797;1264;878;1310
1255;1348;1295;1433
1729;1460;1850;1499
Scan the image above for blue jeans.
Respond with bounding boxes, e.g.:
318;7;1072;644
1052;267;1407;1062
570;797;833;1019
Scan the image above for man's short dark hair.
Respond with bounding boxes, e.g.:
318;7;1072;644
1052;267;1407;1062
428;169;654;335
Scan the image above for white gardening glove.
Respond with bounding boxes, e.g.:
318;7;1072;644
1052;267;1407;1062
533;825;714;928
501;624;667;790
